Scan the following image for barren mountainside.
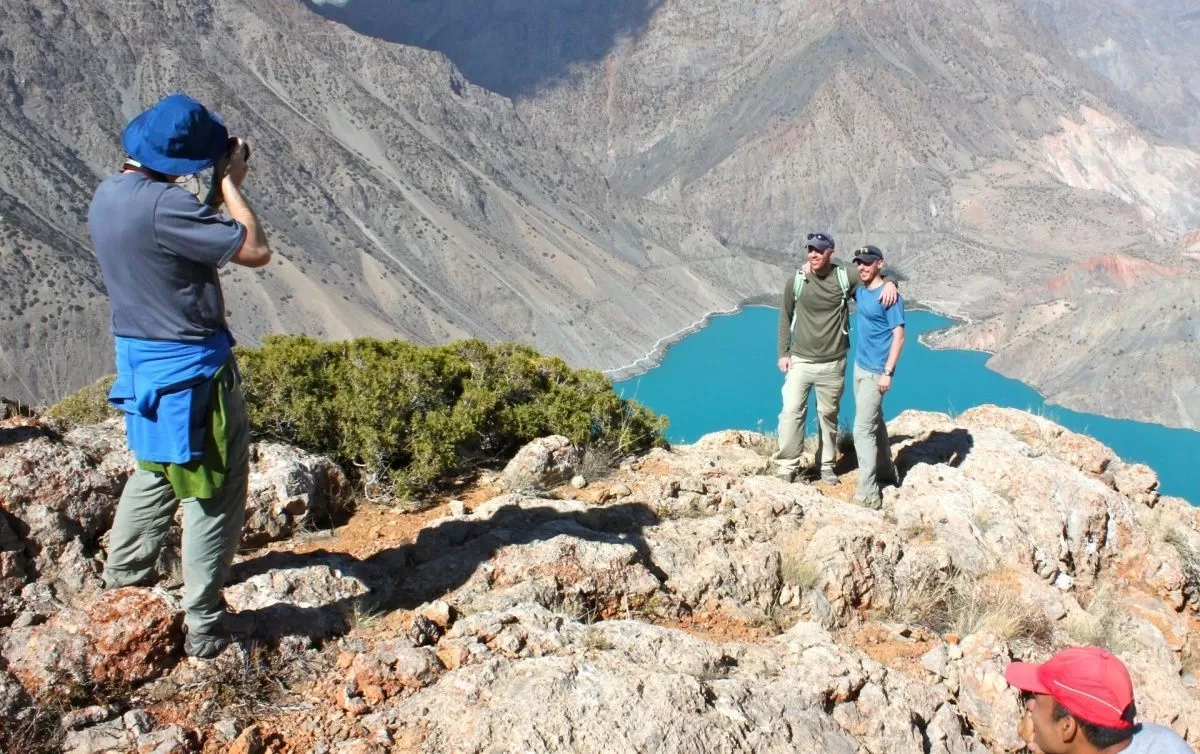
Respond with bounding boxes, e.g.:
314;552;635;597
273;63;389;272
0;0;779;405
1;0;1198;429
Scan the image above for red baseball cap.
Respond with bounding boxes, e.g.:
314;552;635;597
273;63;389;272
1005;647;1135;729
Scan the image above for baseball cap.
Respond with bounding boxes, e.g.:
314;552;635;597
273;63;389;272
853;245;884;264
1005;647;1135;729
806;231;835;251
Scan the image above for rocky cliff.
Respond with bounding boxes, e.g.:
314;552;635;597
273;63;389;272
1;406;1197;752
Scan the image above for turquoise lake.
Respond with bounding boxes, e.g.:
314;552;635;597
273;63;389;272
615;308;1198;504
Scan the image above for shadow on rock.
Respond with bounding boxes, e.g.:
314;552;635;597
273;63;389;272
894;428;974;474
0;423;61;447
227;501;663;641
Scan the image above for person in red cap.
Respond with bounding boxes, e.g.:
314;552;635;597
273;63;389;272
1005;646;1192;753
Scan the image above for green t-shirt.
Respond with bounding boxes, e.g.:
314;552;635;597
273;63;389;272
139;362;233;500
777;264;864;363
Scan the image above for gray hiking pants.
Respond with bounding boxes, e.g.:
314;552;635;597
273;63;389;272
776;356;846;474
852;364;898;498
102;378;250;636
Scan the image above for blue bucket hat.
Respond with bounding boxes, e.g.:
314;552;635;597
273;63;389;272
121;93;228;176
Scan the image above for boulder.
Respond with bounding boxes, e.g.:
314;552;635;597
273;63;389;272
244;442;350;546
500;436;580;489
0;419;128;591
2;587;182;698
1111;461;1160;507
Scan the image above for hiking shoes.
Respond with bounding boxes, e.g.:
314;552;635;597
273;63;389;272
819;467;839;485
774;468;797;483
853;492;883;510
184;629;231;659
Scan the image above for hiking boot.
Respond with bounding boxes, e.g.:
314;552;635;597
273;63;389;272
774;468;796;484
184;629;231;659
853;492;883;510
819;467;839;485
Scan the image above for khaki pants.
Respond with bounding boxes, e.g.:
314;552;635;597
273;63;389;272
103;379;250;636
852;364;897;498
776;356;846;474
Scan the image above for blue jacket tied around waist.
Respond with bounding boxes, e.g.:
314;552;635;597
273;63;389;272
107;332;234;464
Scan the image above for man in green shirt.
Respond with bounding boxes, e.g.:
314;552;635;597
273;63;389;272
774;232;897;483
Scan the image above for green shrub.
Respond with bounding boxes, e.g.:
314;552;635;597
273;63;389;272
236;336;666;497
45;375;118;424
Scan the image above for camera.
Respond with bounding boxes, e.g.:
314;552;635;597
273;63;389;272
226;136;251;163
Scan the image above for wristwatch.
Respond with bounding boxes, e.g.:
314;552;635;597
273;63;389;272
883;367;894;377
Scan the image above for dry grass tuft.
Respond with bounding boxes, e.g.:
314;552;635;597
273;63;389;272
1164;529;1200;603
888;569;1052;646
578;444;620;483
0;703;66;754
1063;584;1132;655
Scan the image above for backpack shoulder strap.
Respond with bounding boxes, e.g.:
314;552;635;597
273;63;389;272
836;265;852;335
790;268;806;335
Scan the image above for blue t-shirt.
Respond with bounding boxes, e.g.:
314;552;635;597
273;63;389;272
1124;723;1194;753
854;284;906;375
88;173;246;342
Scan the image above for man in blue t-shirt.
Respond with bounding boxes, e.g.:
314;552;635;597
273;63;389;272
90;93;272;659
850;245;905;508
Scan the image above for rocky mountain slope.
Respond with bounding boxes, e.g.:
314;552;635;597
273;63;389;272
1016;0;1200;150
0;0;778;406
2;406;1198;752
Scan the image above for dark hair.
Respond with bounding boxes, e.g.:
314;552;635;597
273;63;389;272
1052;701;1139;748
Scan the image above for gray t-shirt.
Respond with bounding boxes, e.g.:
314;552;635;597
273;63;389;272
1125;723;1194;753
88;172;245;342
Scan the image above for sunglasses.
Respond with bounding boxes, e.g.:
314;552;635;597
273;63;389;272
806;232;831;243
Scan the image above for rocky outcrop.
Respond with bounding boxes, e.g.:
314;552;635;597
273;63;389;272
0;417;350;625
1;407;1198;752
3;588;182;699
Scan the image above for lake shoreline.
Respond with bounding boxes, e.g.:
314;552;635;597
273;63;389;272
601;299;769;381
606;298;1171;434
603;296;976;382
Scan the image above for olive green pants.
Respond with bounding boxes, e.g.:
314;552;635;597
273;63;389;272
102;381;249;636
775;356;846;475
852;364;898;498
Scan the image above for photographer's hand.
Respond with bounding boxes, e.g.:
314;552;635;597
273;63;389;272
204;149;229;209
223;138;249;189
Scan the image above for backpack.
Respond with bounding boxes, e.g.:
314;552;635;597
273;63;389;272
790;265;852;340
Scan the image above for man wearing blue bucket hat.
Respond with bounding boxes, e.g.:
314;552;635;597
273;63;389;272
88;93;271;659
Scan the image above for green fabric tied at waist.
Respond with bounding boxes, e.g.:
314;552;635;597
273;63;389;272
139;362;235;500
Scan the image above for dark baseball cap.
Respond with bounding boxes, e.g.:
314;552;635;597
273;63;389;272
852;245;884;264
805;231;835;251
